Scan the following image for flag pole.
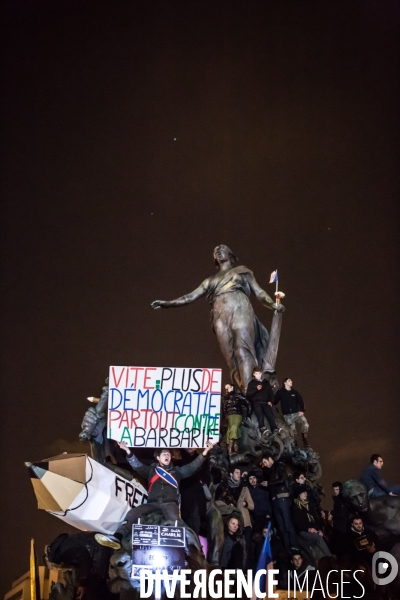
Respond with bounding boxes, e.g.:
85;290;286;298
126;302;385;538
30;539;40;600
275;269;278;297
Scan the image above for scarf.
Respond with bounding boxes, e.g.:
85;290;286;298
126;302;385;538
227;477;241;489
294;499;315;522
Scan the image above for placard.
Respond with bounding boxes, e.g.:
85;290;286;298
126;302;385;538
132;524;159;546
131;524;186;577
107;366;221;447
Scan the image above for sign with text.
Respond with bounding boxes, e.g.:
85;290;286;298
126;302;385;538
107;366;221;448
131;524;186;577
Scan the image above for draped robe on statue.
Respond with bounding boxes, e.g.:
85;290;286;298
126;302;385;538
206;265;270;391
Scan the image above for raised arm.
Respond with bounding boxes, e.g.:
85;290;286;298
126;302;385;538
151;278;209;309
247;272;285;312
117;441;151;478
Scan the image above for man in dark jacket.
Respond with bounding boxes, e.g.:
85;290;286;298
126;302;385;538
346;515;379;568
95;440;214;549
246;367;278;433
360;454;400;498
261;454;298;553
328;481;352;556
45;532;113;600
274;378;309;447
247;472;272;531
291;486;332;557
222;383;251;455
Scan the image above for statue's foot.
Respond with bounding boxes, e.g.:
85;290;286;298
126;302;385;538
272;427;283;436
95;533;121;550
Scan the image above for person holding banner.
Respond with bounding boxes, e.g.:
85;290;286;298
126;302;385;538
95;440;214;550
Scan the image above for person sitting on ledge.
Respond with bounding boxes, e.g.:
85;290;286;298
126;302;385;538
292;471;321;512
274;377;309;447
246;367;279;434
291;485;332;557
95;440;214;550
360;454;400;498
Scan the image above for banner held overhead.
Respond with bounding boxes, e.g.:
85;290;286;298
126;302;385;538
108;366;222;448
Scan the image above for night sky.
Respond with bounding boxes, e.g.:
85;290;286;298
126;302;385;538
1;1;399;594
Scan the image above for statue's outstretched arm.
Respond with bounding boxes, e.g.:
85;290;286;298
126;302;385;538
151;278;209;309
248;273;285;311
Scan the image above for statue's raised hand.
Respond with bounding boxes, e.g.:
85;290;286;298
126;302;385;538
151;300;171;309
272;302;285;313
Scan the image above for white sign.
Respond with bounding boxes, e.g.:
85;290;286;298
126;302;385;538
28;454;148;534
107;366;222;448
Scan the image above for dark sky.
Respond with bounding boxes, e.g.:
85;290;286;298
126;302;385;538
1;1;399;594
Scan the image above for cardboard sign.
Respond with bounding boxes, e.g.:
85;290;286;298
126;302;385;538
133;525;159;546
107;366;222;448
131;524;186;577
131;546;185;577
159;526;185;547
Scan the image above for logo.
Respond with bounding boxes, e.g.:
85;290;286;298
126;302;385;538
372;551;398;586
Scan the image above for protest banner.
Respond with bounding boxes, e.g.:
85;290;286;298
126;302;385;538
107;366;222;448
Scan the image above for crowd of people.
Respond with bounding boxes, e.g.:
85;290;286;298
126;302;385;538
214;454;398;595
50;371;399;598
223;367;310;452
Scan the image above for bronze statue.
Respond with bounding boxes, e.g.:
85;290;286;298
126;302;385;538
342;479;400;538
151;245;284;391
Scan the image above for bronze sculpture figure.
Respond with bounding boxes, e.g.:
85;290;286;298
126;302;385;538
151;245;284;391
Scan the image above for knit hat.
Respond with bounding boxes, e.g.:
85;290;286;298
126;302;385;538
294;484;308;497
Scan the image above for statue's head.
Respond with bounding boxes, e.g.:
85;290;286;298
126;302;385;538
213;245;238;267
342;479;369;513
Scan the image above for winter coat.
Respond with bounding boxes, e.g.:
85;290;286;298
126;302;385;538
360;464;391;495
237;485;255;528
291;500;322;533
274;387;305;415
222;390;249;416
331;494;352;534
126;452;206;504
264;461;290;498
246;378;274;404
248;484;272;518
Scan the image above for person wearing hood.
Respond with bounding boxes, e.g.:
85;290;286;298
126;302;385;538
94;440;214;550
291;486;332;557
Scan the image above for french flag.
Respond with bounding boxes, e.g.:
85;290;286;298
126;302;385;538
252;523;274;600
269;270;278;284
